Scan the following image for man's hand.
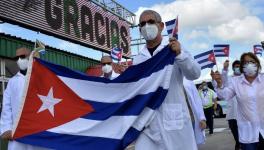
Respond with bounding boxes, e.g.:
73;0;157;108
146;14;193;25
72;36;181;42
214;71;223;88
223;60;229;71
1;130;12;140
210;70;216;80
199;120;207;130
169;37;181;55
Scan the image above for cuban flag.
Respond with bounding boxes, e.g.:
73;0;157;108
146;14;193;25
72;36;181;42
34;39;46;55
111;47;123;61
12;46;176;150
213;44;229;57
194;50;216;70
253;45;263;56
165;16;178;39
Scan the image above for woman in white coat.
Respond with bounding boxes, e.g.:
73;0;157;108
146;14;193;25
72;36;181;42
215;52;264;150
134;10;201;150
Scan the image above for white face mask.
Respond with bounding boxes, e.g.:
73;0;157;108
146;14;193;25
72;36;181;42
140;23;159;41
102;64;112;74
233;67;241;75
243;63;258;77
17;58;29;70
202;85;208;90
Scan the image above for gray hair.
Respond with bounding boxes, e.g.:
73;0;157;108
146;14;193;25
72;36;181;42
139;10;162;22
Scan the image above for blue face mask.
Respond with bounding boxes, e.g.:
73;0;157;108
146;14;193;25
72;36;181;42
233;67;241;75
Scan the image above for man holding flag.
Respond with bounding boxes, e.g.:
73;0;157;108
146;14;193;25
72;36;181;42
134;10;201;150
0;48;52;150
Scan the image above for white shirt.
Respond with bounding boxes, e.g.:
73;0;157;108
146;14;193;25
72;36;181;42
100;70;120;80
217;73;264;143
134;41;201;150
221;70;238;120
0;72;52;150
183;78;206;145
198;89;217;107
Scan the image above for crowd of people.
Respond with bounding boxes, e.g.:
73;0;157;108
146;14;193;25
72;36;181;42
1;9;264;150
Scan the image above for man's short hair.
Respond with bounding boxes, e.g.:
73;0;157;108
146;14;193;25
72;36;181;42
139;10;162;22
232;60;240;69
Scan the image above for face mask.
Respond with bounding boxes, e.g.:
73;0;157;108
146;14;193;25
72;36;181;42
243;63;258;77
202;85;208;90
140;23;159;41
17;58;29;70
102;64;112;74
233;67;241;75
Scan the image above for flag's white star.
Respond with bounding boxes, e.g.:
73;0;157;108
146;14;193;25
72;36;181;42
37;87;62;117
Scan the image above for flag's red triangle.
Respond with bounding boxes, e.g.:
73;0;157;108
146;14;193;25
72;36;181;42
208;53;216;63
223;47;229;56
13;59;94;139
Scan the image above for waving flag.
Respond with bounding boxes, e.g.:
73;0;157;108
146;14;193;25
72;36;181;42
12;46;176;150
165;16;178;39
253;45;263;56
111;47;123;61
34;39;46;55
194;50;216;70
213;44;229;57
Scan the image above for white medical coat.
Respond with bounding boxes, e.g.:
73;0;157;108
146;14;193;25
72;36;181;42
183;78;206;145
0;72;52;150
134;42;201;150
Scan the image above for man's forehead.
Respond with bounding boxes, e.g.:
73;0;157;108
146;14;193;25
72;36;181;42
101;57;112;62
16;48;30;56
140;13;155;21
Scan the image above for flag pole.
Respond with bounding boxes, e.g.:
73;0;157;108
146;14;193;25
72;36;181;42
212;48;219;71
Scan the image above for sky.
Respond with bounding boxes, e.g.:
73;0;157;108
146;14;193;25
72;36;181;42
0;0;264;81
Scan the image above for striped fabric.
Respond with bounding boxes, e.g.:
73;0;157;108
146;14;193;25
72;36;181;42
213;44;229;57
12;46;176;150
165;17;178;39
194;50;216;70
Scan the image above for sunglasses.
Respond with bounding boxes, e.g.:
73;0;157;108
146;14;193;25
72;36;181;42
14;55;27;60
138;19;158;27
101;62;112;65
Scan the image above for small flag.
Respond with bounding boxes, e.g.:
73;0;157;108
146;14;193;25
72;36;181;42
194;50;216;70
165;16;178;39
111;47;123;61
34;39;46;55
213;44;229;57
253;45;263;56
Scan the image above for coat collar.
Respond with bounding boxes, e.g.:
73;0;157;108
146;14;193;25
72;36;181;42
139;40;168;58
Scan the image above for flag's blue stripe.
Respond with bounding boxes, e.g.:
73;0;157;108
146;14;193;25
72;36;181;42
194;50;212;59
214;49;224;52
214;44;229;47
215;54;226;57
165;19;176;26
17;127;140;150
197;58;209;64
81;87;167;120
201;63;215;70
167;29;173;34
36;46;176;83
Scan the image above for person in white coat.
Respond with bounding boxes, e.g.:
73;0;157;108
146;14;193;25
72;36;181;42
100;56;119;80
214;52;264;150
183;78;206;145
0;47;52;150
134;10;201;150
212;60;241;150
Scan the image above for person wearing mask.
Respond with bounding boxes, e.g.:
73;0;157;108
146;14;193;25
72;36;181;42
198;81;217;135
183;78;207;146
100;56;119;80
213;60;241;150
0;48;52;150
215;52;264;150
133;10;201;150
